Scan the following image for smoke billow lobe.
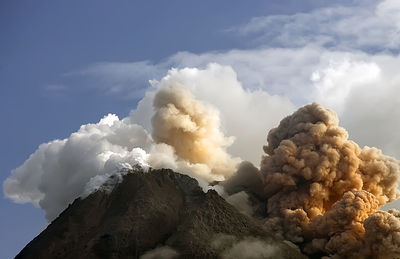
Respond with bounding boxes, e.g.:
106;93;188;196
364;209;400;257
260;102;400;257
151;84;240;181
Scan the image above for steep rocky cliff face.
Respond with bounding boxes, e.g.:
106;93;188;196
16;169;306;259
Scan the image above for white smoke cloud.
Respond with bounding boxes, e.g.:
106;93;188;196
4;64;294;221
211;234;278;259
139;246;179;259
3;114;152;221
224;191;254;216
221;239;277;259
130;63;295;165
311;59;381;114
81;162;145;198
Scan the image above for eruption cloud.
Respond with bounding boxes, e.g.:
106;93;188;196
3;65;400;257
151;84;240;181
3;115;152;221
260;102;400;257
3;73;240;221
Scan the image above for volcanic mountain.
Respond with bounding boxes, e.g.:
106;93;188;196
15;168;306;259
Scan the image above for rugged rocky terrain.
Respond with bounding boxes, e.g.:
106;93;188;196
16;169;306;259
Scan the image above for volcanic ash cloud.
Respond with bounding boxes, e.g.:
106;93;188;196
3;78;400;258
150;84;240;181
260;102;400;258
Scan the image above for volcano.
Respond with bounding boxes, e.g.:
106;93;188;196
15;168;306;259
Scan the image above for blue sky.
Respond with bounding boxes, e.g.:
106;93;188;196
2;0;400;258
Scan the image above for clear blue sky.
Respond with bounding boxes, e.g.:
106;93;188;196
0;0;384;258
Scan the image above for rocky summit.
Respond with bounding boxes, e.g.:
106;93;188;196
15;169;306;259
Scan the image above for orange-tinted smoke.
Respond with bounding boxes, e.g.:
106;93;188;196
261;102;400;257
151;84;240;181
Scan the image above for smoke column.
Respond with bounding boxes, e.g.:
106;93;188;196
260;102;400;258
151;84;240;181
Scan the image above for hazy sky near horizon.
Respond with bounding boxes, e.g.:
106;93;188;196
2;0;400;257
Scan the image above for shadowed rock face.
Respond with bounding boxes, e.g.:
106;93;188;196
15;169;306;259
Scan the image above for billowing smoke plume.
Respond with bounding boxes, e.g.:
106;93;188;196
3;116;151;221
151;84;239;181
3;65;400;257
261;102;400;258
3;79;239;221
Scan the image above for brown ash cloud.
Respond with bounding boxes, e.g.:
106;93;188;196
259;102;400;258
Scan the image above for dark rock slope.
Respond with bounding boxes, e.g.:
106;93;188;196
16;169;306;259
